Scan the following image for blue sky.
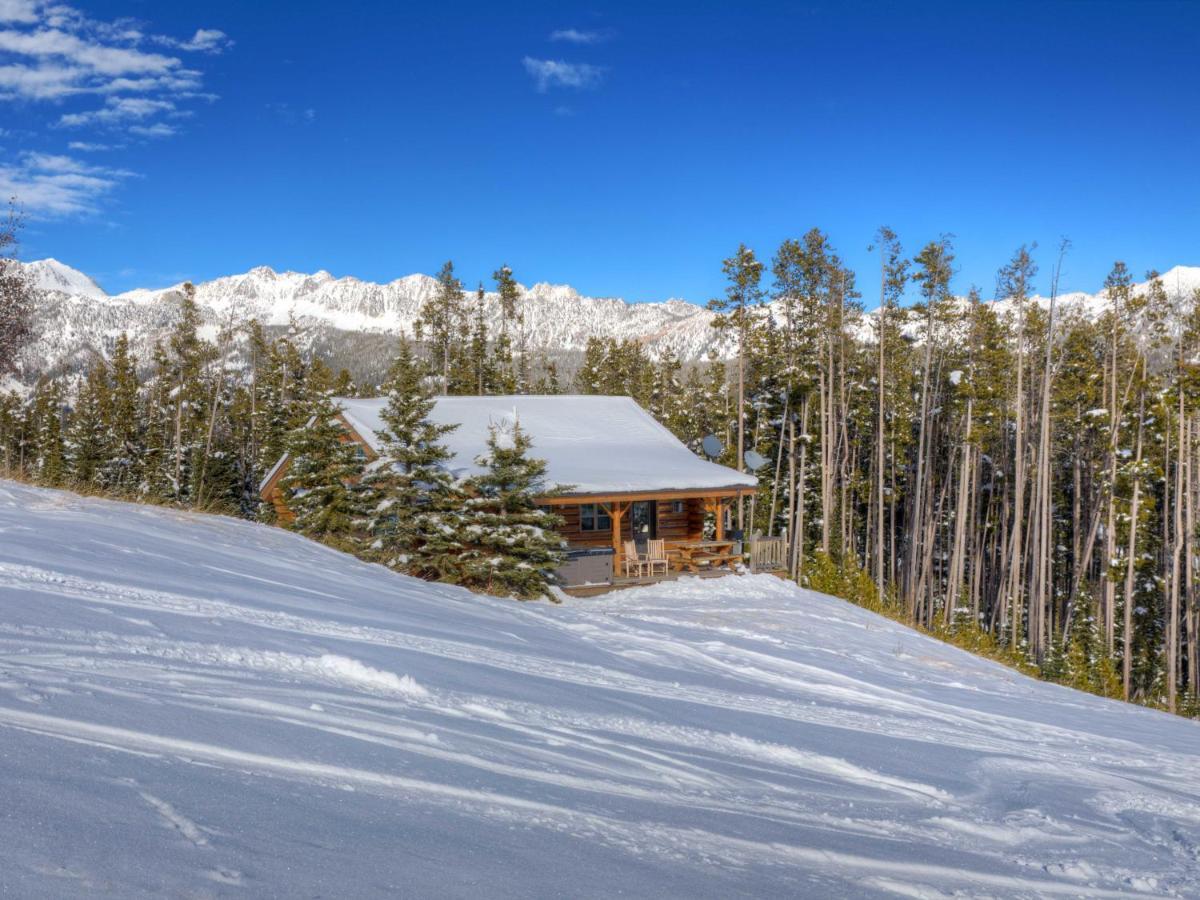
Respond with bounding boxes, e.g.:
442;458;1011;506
2;0;1198;303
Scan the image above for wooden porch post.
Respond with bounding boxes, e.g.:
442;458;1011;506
713;497;725;541
608;502;626;572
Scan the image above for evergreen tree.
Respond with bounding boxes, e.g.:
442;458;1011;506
417;260;465;395
67;362;112;487
467;283;493;395
101;333;144;492
492;265;521;392
280;393;367;549
709;244;766;531
162;284;214;501
30;378;66;485
458;421;566;599
576;337;607;394
332;368;355;396
361;338;465;578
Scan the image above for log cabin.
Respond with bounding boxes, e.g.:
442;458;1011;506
259;395;757;585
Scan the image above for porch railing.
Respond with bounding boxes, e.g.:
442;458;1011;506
748;536;786;572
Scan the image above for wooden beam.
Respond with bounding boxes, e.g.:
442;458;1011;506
537;486;754;506
610;501;626;572
714;498;726;541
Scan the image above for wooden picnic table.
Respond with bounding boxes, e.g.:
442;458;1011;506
668;539;741;573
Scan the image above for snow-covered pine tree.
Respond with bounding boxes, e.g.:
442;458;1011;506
576;337;607;394
66;362;112;487
141;341;177;501
417;260;465;395
280;392;368;550
492;265;520;393
458;420;565;600
467;283;494;395
30;378;66;485
100;333;144;493
361;338;465;578
0;390;23;473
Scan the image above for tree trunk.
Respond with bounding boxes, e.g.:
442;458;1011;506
1123;390;1145;701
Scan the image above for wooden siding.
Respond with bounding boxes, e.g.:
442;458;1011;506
553;498;707;548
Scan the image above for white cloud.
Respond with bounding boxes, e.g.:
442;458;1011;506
58;95;176;126
549;28;613;44
0;3;227;136
0;26;178;76
0;0;37;24
0;4;231;217
0;151;131;216
128;122;174;138
521;57;605;92
156;28;232;55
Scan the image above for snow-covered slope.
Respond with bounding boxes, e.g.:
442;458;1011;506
20;257;108;300
2;481;1199;897
13;260;725;381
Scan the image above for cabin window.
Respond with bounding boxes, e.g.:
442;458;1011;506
671;500;685;514
579;503;611;532
353;444;367;460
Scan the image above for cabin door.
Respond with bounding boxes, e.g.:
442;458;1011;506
631;500;657;546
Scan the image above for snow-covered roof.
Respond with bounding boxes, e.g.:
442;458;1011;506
335;395;757;497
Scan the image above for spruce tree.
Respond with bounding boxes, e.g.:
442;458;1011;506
467;283;492;395
458;421;566;599
280;392;367;550
67;362;112;487
418;260;464;395
30;378;66;486
492;265;520;393
361;338;465;578
102;333;143;492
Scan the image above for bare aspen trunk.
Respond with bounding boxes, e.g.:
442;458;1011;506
876;299;886;603
907;303;935;614
1169;402;1184;712
786;415;796;572
792;397;811;579
768;396;789;536
1187;412;1199;697
737;327;745;532
816;367;825;556
1104;298;1121;654
1123;389;1145;701
946;400;973;625
1009;290;1027;651
173;372;185;498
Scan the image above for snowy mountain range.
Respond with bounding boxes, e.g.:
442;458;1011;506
13;259;728;382
12;259;1200;383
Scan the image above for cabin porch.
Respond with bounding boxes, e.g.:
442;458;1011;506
543;490;761;591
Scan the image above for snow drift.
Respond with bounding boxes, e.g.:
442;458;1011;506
1;480;1199;897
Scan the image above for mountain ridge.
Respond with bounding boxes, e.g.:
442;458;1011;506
11;258;1200;384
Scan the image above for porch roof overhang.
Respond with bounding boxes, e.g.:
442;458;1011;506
536;486;753;505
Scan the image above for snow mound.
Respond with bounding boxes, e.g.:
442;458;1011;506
312;653;427;697
2;480;1199;898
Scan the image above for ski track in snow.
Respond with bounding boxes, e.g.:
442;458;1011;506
1;482;1199;897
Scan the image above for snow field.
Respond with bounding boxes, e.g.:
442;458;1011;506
1;480;1199;897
